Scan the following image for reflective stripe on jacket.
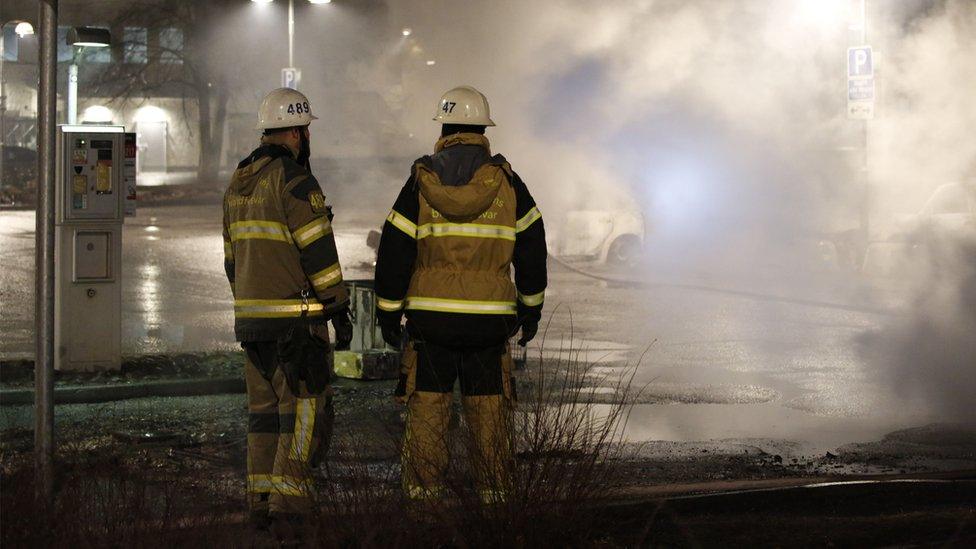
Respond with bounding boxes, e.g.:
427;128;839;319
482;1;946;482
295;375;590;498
223;144;349;341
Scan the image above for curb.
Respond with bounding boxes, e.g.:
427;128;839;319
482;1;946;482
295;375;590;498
0;377;245;406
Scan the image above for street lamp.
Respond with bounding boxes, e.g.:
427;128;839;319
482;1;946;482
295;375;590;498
15;21;35;37
66;26;111;124
250;0;331;88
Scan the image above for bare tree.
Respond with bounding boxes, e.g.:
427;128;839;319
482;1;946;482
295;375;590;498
92;0;238;184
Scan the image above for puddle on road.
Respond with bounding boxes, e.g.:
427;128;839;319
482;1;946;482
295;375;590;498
528;338;632;364
610;400;932;453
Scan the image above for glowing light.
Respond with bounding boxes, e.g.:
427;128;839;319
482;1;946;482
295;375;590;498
134;105;167;123
250;0;274;3
426;59;436;66
144;226;160;233
14;22;34;37
81;105;114;124
401;27;412;37
308;0;332;3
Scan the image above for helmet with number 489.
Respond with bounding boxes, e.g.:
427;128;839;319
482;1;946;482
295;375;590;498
255;87;318;130
433;85;495;126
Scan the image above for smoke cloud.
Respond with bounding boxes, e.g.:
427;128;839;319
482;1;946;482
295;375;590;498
219;0;976;422
379;0;976;422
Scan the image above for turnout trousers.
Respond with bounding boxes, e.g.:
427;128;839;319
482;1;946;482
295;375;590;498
243;327;334;515
395;340;516;501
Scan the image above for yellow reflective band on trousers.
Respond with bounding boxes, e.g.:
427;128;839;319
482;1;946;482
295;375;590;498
515;206;542;233
235;298;325;318
377;296;404;312
405;484;445;501
247;474;309;497
289;398;316;462
229;220;293;243
517;289;545;307
387;210;418;239
405;297;516;315
416;222;516;241
292;218;332;249
310;263;342;293
223;240;234;260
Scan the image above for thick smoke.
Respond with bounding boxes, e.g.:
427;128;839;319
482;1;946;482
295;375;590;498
856;0;976;422
387;0;869;277
383;0;976;421
859;238;976;423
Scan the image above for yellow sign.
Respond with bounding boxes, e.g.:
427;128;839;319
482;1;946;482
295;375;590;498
72;175;87;194
96;164;112;193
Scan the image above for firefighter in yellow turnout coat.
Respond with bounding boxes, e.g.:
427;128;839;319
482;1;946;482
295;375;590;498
375;86;547;500
223;88;351;526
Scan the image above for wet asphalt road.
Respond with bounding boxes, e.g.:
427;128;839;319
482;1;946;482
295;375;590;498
0;204;941;451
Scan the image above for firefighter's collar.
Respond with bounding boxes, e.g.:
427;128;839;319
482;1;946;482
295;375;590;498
434;133;490;153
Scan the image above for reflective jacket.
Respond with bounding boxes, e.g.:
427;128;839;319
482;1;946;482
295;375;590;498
374;133;547;347
223;144;349;341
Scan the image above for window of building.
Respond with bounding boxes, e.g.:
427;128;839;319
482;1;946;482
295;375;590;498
2;26;20;62
159;28;183;64
57;26;73;62
123;26;147;64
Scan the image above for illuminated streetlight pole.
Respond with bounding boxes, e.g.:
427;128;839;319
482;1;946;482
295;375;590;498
66;27;111;124
288;0;294;67
251;0;331;89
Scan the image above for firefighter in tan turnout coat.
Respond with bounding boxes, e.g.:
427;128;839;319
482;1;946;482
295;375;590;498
223;88;351;527
374;86;548;501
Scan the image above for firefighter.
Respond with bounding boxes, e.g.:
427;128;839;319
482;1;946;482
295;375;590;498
222;87;352;530
374;85;547;502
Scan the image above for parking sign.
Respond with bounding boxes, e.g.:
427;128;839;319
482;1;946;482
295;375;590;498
847;46;874;120
281;67;301;90
848;46;873;78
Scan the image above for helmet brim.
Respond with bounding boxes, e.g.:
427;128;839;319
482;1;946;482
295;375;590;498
255;114;318;130
432;115;495;127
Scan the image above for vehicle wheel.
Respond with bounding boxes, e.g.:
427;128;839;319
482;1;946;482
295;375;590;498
607;235;641;265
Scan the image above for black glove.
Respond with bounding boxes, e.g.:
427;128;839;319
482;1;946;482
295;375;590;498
380;319;403;348
331;309;353;351
277;323;331;395
517;319;538;347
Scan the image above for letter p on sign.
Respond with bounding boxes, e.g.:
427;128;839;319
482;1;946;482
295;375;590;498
848;47;873;78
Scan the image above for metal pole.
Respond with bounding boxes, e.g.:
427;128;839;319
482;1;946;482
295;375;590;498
288;0;294;68
68;63;77;124
35;0;58;505
1;26;6;185
861;0;870;241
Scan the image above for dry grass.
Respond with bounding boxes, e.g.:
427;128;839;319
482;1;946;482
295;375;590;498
2;328;643;548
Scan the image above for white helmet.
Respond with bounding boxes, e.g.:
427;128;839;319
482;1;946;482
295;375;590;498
255;87;318;130
433;85;495;126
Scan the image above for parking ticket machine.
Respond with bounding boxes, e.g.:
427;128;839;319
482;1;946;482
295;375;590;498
54;125;125;371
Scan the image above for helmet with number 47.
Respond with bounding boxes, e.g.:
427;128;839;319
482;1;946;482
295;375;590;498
433;85;495;126
255;87;318;130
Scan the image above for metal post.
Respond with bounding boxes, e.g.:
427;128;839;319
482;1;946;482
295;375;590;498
861;0;870;241
288;0;294;68
68;62;78;124
1;26;6;185
35;0;58;505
